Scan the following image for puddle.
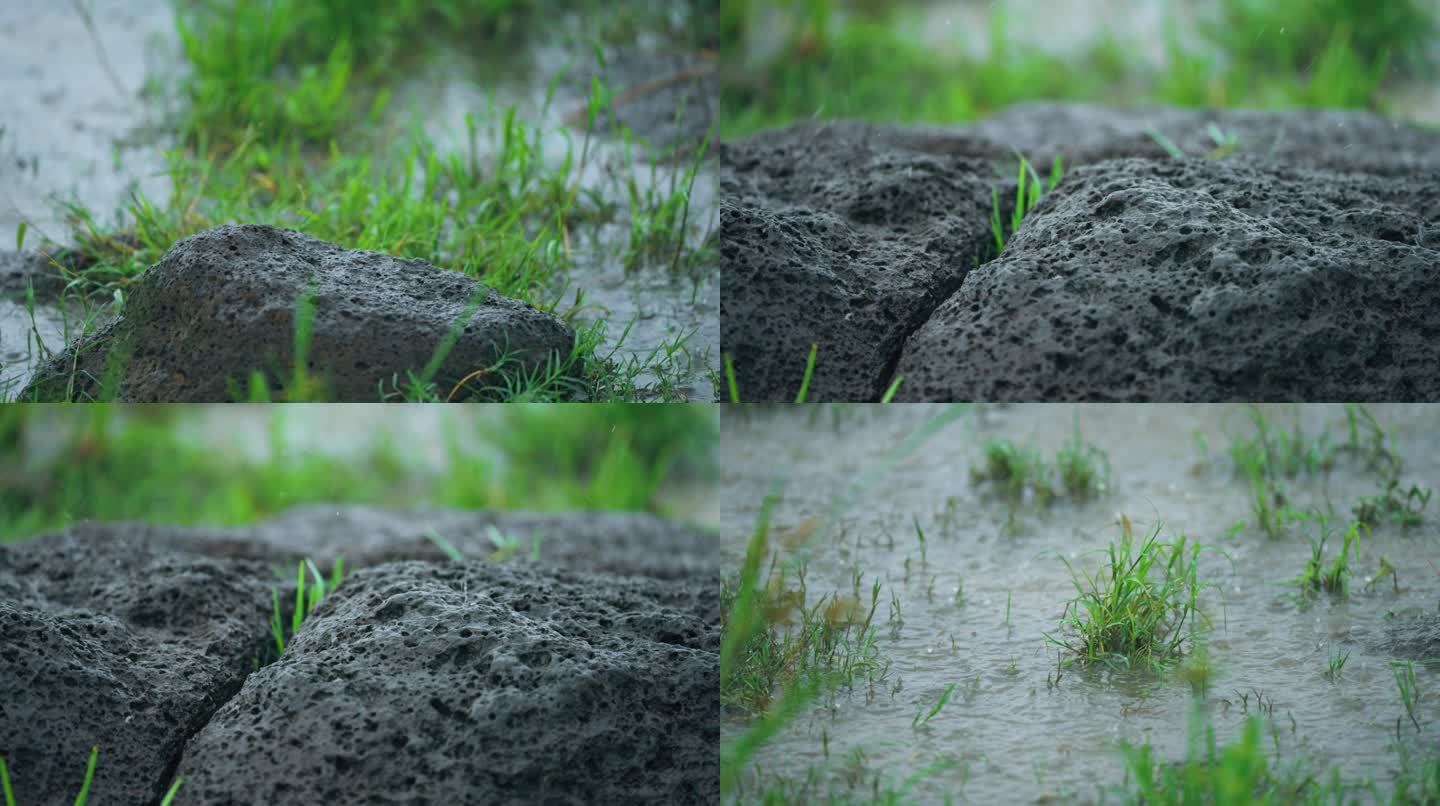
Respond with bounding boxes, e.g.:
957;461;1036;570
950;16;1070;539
0;2;716;399
0;0;177;242
396;25;717;400
721;404;1440;802
0;295;80;397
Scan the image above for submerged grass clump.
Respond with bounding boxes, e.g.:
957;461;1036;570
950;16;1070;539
1394;659;1422;734
1044;516;1209;670
1120;703;1440;803
1289;518;1364;599
1057;416;1110;500
720;495;889;718
1222;404;1433;539
1117;707;1334;804
970;421;1109;531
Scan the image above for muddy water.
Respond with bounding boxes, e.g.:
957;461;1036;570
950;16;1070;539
722;404;1440;803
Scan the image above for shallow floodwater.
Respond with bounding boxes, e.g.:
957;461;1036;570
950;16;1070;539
0;298;68;395
0;2;715;399
396;30;718;400
722;404;1440;803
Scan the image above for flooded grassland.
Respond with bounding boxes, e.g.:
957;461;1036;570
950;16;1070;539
721;404;1440;803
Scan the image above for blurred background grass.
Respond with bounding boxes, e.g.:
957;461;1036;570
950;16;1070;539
720;0;1440;137
0;404;717;542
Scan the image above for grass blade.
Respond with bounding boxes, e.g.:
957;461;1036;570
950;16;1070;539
72;745;98;806
160;776;185;806
795;342;818;403
424;527;465;561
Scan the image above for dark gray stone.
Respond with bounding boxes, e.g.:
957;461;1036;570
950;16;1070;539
720;104;1440;401
720;121;998;401
1;506;717;804
16;225;576;401
0;532;277;805
897;156;1440;400
177;561;717;805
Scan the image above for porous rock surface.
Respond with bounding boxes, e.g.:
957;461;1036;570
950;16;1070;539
1;506;717;805
16;225;576;402
721;102;1440;401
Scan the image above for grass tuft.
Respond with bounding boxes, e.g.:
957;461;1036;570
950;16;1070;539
1044;516;1209;671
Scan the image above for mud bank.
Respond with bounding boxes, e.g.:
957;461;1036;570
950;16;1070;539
3;505;718;804
720;103;1440;401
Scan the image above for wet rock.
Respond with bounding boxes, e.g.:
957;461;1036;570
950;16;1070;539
2;507;716;804
16;225;576;401
0;532;277;805
897;156;1440;400
563;50;716;157
720;103;1440;401
720;121;998;401
177;561;717;804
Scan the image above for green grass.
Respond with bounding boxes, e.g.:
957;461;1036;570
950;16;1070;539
970;423;1109;532
1354;480;1432;529
989;153;1063;255
719;0;1432;139
1394;659;1422;734
12;0;717;402
1220;405;1431;539
0;746;184;806
719;491;892;795
1043;516;1210;671
720;406;971;799
266;557;346;659
1116;707;1336;804
0;403;713;542
1324;646;1350;681
719;543;888;715
718;346;906;403
1120;703;1440;804
1289;518;1365;598
1056;415;1110;500
911;681;958;729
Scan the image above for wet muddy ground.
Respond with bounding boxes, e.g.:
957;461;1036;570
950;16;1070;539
0;1;716;399
721;404;1440;802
